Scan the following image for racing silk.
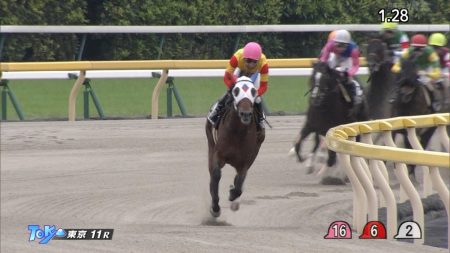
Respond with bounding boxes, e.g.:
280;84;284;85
437;47;449;70
381;30;409;51
319;41;360;77
391;46;441;80
224;48;269;96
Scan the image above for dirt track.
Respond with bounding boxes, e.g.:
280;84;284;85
1;116;447;252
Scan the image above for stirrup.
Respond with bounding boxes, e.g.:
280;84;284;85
207;111;220;125
258;120;265;129
207;111;218;125
257;113;266;129
432;102;441;112
353;95;363;106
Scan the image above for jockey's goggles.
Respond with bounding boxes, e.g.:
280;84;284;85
244;58;258;64
336;42;348;48
431;45;441;50
413;46;425;52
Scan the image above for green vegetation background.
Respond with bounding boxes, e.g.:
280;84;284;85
1;0;448;61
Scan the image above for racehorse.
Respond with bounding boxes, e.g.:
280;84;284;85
391;57;436;178
366;38;397;119
294;61;369;184
205;76;265;218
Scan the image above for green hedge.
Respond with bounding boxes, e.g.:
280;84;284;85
1;0;448;61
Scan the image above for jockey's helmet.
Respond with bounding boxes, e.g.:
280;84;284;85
429;33;447;47
381;21;398;30
333;30;351;44
243;42;262;61
411;34;427;47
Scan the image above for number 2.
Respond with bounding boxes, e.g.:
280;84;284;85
405;225;413;236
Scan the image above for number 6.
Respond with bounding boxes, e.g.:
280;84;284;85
371;224;378;237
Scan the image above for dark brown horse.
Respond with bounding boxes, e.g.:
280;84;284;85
366;38;397;119
391;57;435;117
391;57;437;178
205;77;265;217
294;61;368;184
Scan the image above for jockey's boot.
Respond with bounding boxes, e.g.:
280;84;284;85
255;101;266;130
207;93;229;126
422;83;441;112
430;89;441;112
349;79;363;116
436;79;450;108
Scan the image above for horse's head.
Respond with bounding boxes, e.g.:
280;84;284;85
231;76;258;125
310;61;344;106
366;38;389;73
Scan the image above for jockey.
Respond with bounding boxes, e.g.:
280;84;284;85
428;32;449;106
380;21;409;65
317;30;337;58
391;34;441;110
319;29;363;109
207;42;269;129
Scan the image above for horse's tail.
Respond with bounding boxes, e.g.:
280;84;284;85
205;120;217;172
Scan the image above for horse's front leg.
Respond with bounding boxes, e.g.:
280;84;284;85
295;124;313;162
327;149;337;167
229;170;247;211
305;133;321;174
209;153;224;218
319;149;346;185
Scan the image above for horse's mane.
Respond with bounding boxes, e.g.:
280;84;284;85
309;61;346;109
397;57;419;87
366;38;388;65
313;61;329;72
367;38;385;54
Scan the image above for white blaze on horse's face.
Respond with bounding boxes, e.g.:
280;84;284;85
232;76;258;106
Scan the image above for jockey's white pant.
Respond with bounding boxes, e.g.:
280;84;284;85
327;53;353;71
438;68;449;88
417;68;441;91
392;50;403;65
327;53;362;93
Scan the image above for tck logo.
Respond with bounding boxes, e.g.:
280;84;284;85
28;225;66;244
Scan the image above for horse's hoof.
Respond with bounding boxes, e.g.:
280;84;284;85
320;176;346;185
288;147;296;157
210;207;221;218
317;165;328;176
230;201;240;211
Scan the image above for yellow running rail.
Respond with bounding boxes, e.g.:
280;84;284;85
326;113;449;245
0;58;367;121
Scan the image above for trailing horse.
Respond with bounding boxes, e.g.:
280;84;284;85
391;57;437;179
366;38;397;119
294;61;369;184
205;77;265;218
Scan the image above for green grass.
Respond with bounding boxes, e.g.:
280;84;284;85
1;76;315;120
0;75;370;121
